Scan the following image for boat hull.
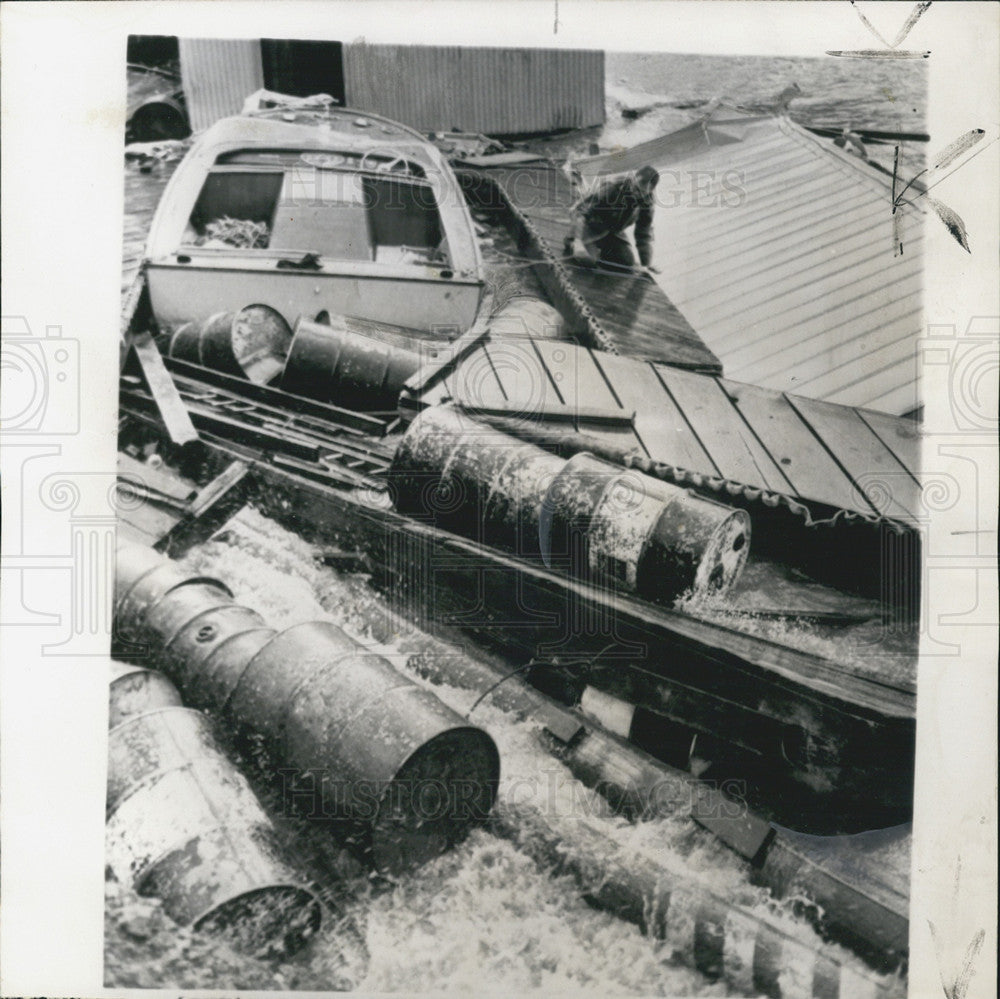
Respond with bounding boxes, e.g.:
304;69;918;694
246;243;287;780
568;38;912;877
147;260;482;335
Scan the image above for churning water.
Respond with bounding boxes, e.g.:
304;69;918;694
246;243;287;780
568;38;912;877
113;51;920;992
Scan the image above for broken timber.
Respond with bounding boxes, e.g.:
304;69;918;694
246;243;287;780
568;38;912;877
129;331;198;446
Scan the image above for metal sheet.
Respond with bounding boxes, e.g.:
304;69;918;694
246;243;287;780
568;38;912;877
178;38;264;132
343;45;604;135
614;112;926;416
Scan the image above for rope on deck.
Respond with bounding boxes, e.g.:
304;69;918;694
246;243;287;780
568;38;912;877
479;412;914;537
458;167;621;356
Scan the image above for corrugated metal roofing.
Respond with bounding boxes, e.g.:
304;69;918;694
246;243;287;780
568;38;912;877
343;45;604;135
581;113;925;417
179;38;264;132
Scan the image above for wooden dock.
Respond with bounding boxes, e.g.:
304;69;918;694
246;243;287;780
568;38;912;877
458;162;723;374
403;336;921;530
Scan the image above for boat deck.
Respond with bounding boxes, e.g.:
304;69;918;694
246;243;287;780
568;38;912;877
458;162;723;374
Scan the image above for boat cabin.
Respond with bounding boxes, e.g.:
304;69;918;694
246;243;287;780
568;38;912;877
144;109;485;336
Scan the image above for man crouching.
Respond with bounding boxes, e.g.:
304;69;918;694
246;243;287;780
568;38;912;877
563;164;661;276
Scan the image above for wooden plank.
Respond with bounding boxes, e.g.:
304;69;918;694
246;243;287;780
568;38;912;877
157;460;252;557
529;340;617;412
402;292;494;394
785;395;920;524
653;366;793;492
131;331;199;446
185;460;251;519
447;343;509;409
116;485;184;547
165;356;387;435
855;408;922;483
117;452;198;504
593;353;717;473
481;339;559;412
456;401;634;426
720;380;873;514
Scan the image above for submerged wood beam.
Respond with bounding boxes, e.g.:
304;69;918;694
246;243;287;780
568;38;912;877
156;459;251;557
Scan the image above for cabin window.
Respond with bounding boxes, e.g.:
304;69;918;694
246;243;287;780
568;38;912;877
183;158;449;266
186;171;284;247
270;169;374;260
364;176;445;265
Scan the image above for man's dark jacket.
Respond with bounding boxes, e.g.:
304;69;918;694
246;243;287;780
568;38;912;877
574;174;655;266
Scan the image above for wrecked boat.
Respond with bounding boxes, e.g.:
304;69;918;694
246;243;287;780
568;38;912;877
117;96;918;976
143;93;483;336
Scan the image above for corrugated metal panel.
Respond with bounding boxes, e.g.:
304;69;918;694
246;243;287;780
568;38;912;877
179;38;264;132
632;113;924;417
343;45;603;134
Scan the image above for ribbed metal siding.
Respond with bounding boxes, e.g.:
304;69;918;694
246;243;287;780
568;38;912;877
179;38;264;132
651;115;924;416
343;45;604;135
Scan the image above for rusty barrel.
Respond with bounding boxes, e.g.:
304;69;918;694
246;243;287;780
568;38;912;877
540;452;750;601
113;539;501;875
487;295;566;340
106;662;322;957
168;305;292;384
390;405;750;602
281;316;426;411
390;404;557;552
229;621;500;874
109;661;182;728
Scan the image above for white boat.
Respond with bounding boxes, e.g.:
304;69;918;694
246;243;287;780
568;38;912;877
143;94;484;336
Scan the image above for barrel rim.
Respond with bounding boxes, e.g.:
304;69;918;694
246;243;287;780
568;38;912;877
190;882;323;956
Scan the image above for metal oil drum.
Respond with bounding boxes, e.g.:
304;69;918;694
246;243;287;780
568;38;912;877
228;621;501;875
540;452;751;601
390;402;559;554
167;305;292;384
109;661;182;728
105;665;322;957
114;540;230;653
113;539;501;877
390;405;750;602
280;316;425;410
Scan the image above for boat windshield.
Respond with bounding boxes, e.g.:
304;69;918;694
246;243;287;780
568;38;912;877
181;153;449;266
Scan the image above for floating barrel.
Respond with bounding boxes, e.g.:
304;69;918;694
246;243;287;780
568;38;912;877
106;662;322;957
541;452;750;598
390;407;555;551
168;305;292;384
281;316;427;411
390;405;750;602
487;295;566;340
109;661;182;728
113;539;501;875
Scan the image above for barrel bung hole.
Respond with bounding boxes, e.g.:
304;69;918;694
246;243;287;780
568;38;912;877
732;533;745;552
708;564;726;590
